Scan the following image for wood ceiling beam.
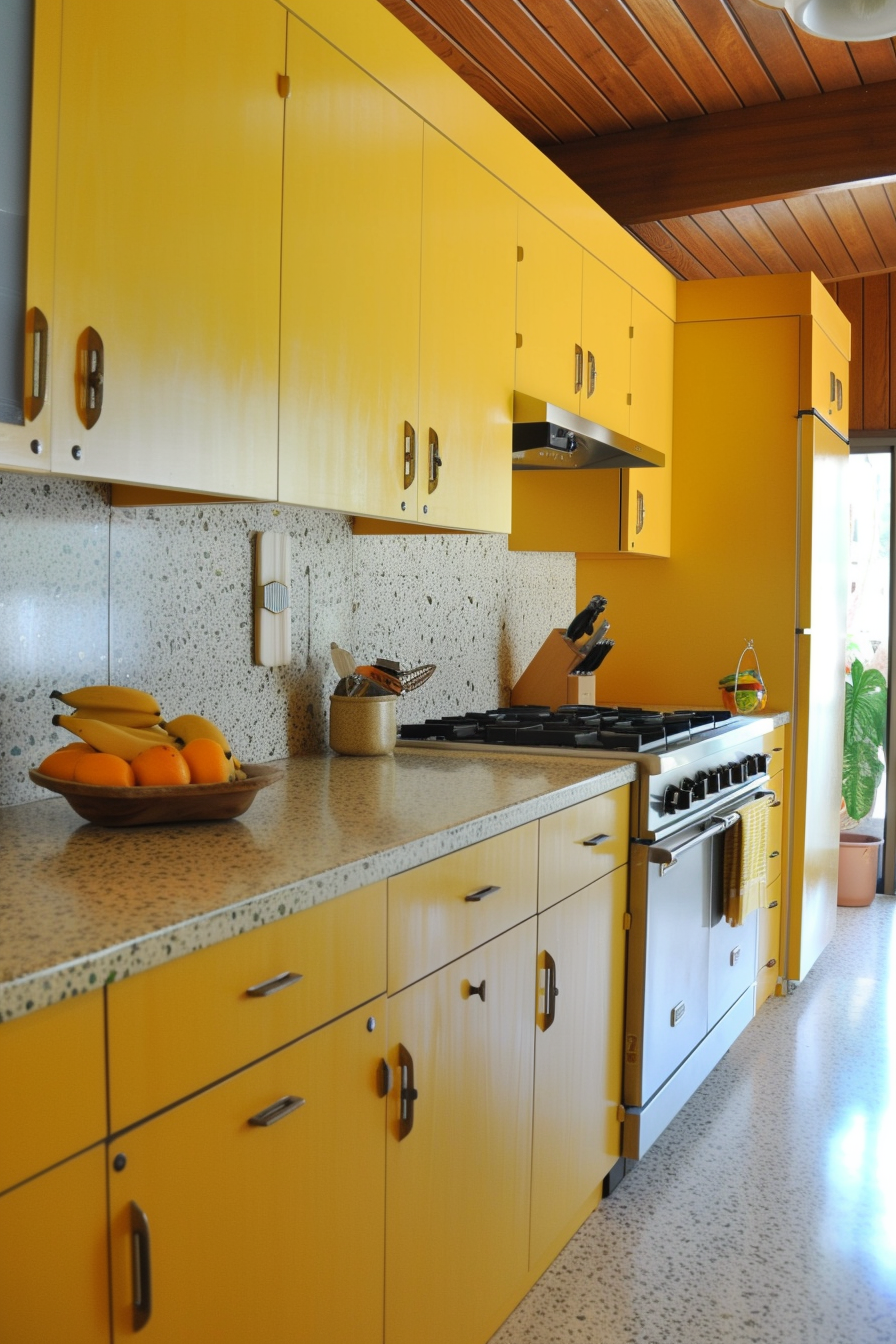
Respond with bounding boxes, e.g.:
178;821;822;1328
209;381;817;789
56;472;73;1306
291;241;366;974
546;79;896;225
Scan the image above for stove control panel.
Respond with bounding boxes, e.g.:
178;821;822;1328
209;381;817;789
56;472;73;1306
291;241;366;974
662;752;771;814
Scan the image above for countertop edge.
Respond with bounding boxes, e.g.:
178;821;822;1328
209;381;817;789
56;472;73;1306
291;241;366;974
1;759;637;1023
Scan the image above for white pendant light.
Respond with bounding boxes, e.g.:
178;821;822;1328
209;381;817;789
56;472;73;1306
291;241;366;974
759;0;896;40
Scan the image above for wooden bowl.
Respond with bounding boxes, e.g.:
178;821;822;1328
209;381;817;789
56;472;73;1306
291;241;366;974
28;762;283;827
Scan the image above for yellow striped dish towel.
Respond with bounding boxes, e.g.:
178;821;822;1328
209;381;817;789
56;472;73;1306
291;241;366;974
723;796;771;927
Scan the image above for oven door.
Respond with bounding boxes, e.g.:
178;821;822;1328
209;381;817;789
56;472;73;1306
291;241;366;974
623;789;772;1142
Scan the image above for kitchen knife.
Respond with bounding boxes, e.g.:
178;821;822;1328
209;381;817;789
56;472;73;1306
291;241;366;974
576;619;610;658
565;595;607;643
576;639;615;674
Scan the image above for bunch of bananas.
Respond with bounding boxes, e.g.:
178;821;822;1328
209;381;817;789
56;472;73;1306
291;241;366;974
42;684;243;777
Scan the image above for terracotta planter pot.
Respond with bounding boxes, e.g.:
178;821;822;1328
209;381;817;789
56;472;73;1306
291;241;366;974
837;833;883;907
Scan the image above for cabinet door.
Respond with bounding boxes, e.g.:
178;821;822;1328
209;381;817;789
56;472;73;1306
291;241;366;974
808;320;849;436
279;17;422;519
109;1000;386;1343
623;291;674;556
418;127;517;531
386;918;536;1344
581;252;631;438
51;0;284;496
530;867;626;1269
0;0;60;471
0;1144;109;1343
515;203;582;417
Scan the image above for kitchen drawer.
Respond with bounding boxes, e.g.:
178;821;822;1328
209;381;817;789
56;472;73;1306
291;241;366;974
388;823;538;993
0;993;106;1196
767;776;784;885
537;786;630;911
763;725;786;776
108;881;386;1132
756;876;782;1009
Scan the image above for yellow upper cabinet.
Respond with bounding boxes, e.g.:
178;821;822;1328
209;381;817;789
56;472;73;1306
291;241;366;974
279;17;422;520
418;127;517;531
581;251;632;437
0;0;60;472
621;291;674;555
49;0;285;497
806;319;850;437
515;205;583;418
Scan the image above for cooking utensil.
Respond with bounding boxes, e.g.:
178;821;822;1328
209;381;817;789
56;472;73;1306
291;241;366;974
576;639;614;674
356;665;402;695
576;619;610;659
565;595;607;643
335;674;385;698
378;660;436;694
330;643;356;679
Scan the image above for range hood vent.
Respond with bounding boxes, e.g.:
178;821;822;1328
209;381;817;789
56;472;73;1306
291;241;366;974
512;392;665;471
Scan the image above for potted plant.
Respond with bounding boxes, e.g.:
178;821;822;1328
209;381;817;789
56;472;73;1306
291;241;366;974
839;658;887;906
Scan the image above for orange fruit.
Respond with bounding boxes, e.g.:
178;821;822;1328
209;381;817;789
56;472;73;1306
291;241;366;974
179;738;235;784
132;743;191;786
73;752;136;787
38;744;95;780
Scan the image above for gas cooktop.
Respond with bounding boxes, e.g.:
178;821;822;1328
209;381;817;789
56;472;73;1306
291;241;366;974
398;705;741;754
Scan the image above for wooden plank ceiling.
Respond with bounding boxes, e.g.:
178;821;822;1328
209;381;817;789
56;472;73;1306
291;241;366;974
377;0;896;284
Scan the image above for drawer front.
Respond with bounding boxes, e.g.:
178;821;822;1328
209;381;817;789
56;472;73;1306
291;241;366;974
388;823;538;992
108;881;386;1131
0;993;106;1195
763;724;786;776
767;776;784;885
537;786;630;911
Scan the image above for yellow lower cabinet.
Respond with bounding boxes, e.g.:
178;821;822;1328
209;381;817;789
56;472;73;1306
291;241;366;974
537;784;630;911
756;876;782;1009
109;1000;386;1343
530;866;627;1269
385;918;536;1344
0;1144;109;1343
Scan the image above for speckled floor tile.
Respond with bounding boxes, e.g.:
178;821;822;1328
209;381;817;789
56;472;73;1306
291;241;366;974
491;898;896;1344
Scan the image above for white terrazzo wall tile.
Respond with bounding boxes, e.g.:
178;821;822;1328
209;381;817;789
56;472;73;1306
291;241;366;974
110;502;354;762
0;473;110;805
351;533;576;721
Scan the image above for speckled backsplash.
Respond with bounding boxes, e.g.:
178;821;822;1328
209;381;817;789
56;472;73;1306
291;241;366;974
0;473;575;806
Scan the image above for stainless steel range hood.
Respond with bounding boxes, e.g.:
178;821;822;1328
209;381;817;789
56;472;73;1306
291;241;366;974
512;392;665;470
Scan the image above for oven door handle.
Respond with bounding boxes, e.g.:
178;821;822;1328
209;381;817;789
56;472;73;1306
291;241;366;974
648;789;776;875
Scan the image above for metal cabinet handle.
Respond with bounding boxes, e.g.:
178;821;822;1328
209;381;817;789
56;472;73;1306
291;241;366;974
379;1058;393;1098
768;899;779;909
541;950;559;1031
769;850;780;859
248;1095;306;1127
836;378;843;410
467;979;486;1001
398;1043;418;1140
464;884;501;902
403;420;416;490
574;343;583;393
770;800;782;808
587;349;596;397
245;970;303;998
82;326;104;428
130;1201;152;1332
428;428;442;494
583;832;611;847
635;490;645;535
27;307;48;419
765;958;777;969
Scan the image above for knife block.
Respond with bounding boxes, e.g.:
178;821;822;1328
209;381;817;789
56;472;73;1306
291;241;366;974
511;630;595;711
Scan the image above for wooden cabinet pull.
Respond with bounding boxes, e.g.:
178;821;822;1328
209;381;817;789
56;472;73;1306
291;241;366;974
81;326;104;428
398;1043;418;1140
26;306;48;419
428;427;441;494
403;420;416;490
467;979;486;1001
541;951;559;1031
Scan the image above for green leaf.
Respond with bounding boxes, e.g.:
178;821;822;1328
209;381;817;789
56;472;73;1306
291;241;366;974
843;659;888;822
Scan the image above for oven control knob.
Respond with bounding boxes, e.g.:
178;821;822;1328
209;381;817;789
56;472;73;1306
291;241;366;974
731;762;747;785
745;755;760;777
705;770;721;794
691;774;708;801
663;785;678;814
718;765;733;789
758;752;772;772
677;788;692;810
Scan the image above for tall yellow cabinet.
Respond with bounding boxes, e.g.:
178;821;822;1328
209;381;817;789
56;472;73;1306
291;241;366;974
577;273;850;989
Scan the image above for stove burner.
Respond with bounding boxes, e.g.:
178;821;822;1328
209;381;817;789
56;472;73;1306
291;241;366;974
397;705;740;752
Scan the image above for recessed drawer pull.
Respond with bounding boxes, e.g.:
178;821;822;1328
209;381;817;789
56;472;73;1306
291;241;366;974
769;850;780;859
541;950;559;1031
768;899;779;909
245;970;303;998
583;832;611;847
249;1095;306;1128
765;958;777;969
464;884;501;902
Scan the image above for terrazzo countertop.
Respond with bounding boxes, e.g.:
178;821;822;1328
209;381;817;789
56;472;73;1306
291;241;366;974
0;749;635;1023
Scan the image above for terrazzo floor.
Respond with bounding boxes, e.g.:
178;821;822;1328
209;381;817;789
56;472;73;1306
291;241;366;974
491;897;896;1344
